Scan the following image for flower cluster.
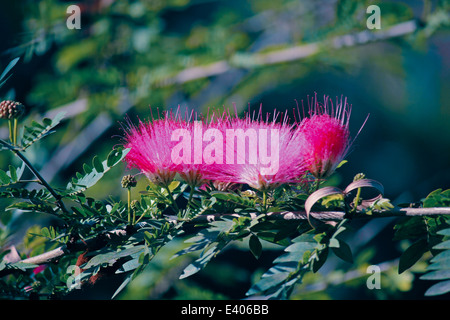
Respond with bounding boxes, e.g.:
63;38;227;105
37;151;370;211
122;95;365;192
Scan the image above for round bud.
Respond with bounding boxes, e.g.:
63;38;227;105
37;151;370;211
130;200;140;211
0;100;25;120
121;174;137;188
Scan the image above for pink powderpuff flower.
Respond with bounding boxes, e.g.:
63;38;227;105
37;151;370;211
171;109;230;187
296;94;367;179
208;107;307;191
122;109;188;187
123;107;228;188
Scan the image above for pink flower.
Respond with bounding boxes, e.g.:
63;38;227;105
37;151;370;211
32;264;47;275
123;110;187;187
207;109;306;190
296;94;367;178
123;108;228;188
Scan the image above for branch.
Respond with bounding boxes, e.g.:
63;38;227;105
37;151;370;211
1;205;448;277
160;20;418;85
191;206;450;224
0;228;130;277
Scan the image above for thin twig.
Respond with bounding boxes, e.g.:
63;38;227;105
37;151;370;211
0;139;69;214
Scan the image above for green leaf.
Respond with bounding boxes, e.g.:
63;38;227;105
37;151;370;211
179;246;219;279
331;239;353;264
92;156;104;173
83;163;92;174
168;180;180;192
393;216;427;241
420;270;450;281
210;191;255;208
424;279;450;296
336;160;347;169
82;245;145;270
8;261;39;272
437;228;450;237
0;57;20;88
427;259;450;271
423;189;450;208
107;147;127;167
311;247;329;273
8;165;17;182
249;234;262;259
246;232;321;299
398;238;428;273
111;273;133;299
246;269;293;297
433;240;450;250
0;169;11;185
20;112;66;150
41;227;50;238
65;147;129;195
430;248;450;263
273;240;317;264
143;231;156;246
0;57;19;82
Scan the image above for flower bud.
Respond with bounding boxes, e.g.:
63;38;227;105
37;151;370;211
121;174;137;189
353;173;366;181
0;100;25;120
130;199;140;211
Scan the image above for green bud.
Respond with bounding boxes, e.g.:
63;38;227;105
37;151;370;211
121;175;137;189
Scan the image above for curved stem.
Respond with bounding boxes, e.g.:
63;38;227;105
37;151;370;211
0;138;69;214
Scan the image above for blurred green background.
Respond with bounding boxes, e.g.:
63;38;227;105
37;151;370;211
0;0;449;299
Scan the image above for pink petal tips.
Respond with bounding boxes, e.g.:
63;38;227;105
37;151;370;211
121;94;367;190
296;94;367;179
